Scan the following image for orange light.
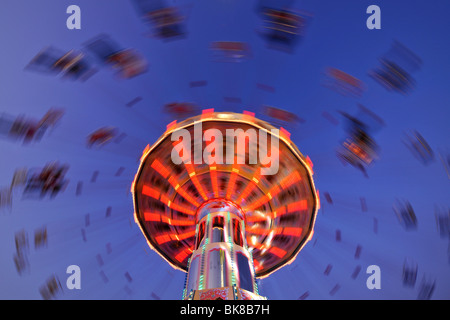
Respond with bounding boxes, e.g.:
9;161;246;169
316;190;321;210
159;194;171;206
169;202;195;216
155;234;172;244
280;127;291;141
179;190;200;207
160;215;195;226
140;144;150;162
210;168;219;198
226;170;238;200
184;163;208;201
191;175;208;201
175;248;191;262
173;219;195;226
174;184;201;207
246;195;269;211
160;194;195;215
282;227;303;237
245;215;267;223
307;229;315;241
279;171;301;189
160;215;170;224
177;230;196;241
246;227;269;236
166;120;177;132
151;159;170;178
245;171;301;211
144;185;195;216
273;206;285;218
274;200;308;219
269;247;286;258
253;259;262;271
305;156;314;174
287;200;308;213
153;154;201;207
142;185;160;199
236;170;260;204
201;108;214;119
243;110;255;123
144;211;160;222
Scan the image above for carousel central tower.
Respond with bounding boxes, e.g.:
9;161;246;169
132;111;319;300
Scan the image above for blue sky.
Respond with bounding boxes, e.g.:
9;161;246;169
0;0;449;299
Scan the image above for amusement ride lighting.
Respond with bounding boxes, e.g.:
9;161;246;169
132;111;319;300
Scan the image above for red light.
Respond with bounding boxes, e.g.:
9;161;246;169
172;183;201;207
280;127;291;141
170;202;195;216
246;215;267;223
151;159;170;178
282;227;303;237
269;247;287;258
161;216;195;226
166;120;177;132
201;108;214;119
185;163;208;201
243;110;255;120
305;156;314;169
142;185;160;199
177;230;196;241
246;227;269;236
245;172;301;211
226;170;238;200
155;234;172;244
287;200;308;213
144;211;160;222
236;169;260;204
175;248;191;262
210;169;219;198
253;259;262;271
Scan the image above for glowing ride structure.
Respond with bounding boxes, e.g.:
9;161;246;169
132;111;319;300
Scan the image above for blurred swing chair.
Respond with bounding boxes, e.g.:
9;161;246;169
402;258;418;288
323;67;366;97
87;127;119;148
83;34;148;79
257;6;311;52
22;162;69;199
26;47;97;82
262;105;304;127
0;108;64;145
148;6;185;39
393;199;418;231
163;102;199;118
39;275;63;300
336;128;379;178
336;108;382;178
132;0;186;40
370;41;422;94
210;41;252;63
403;130;434;165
